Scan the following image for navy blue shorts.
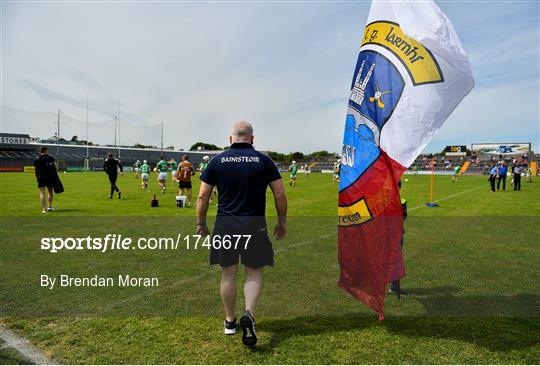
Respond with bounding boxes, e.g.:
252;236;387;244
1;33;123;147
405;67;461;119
209;219;274;269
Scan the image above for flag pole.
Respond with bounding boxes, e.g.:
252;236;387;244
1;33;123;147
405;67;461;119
426;157;439;207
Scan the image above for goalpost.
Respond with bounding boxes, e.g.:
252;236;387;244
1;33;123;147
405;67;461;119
56;160;66;172
87;157;105;171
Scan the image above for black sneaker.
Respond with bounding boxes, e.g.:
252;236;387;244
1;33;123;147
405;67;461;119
388;287;409;299
118;191;121;199
240;310;257;346
224;317;237;335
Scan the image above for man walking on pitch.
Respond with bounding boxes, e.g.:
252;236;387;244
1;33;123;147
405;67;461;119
199;155;217;202
103;153;123;199
34;146;57;213
513;162;523;191
199;155;209;172
289;160;298;187
176;155;195;207
140;159;151;190
496;161;508;191
488;162;498;192
333;159;341;184
196;121;287;347
169;158;179;184
451;164;461;183
133;159;141;179
156;156;168;193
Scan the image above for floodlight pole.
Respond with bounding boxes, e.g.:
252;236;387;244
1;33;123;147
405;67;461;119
117;99;121;159
114;116;117;156
57;109;60;153
86;94;89;159
161;121;164;154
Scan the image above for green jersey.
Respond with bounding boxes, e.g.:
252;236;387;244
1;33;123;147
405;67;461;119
140;163;150;174
199;162;208;171
169;161;178;170
454;166;460;174
289;164;298;175
134;161;142;168
156;160;168;173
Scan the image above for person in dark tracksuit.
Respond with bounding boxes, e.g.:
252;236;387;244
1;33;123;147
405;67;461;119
103;153;123;199
513;163;523;191
34;146;57;213
389;179;408;298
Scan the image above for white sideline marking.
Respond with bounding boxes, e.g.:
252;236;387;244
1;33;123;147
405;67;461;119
275;233;334;254
408;185;485;212
0;326;57;364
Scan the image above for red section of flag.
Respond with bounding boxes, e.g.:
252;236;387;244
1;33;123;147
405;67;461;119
338;151;406;319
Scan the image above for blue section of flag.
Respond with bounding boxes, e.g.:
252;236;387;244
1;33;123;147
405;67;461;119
349;50;404;129
339;50;405;191
339;115;380;191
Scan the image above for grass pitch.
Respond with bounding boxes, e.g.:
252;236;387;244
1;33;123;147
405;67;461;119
0;171;539;364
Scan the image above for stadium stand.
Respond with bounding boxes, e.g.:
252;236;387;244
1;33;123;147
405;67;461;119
0;133;219;171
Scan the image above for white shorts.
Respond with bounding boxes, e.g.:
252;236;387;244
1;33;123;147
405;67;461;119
158;172;168;181
141;173;149;181
172;170;177;177
135;168;140;172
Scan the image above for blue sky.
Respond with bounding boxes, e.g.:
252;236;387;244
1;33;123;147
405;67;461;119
1;1;538;153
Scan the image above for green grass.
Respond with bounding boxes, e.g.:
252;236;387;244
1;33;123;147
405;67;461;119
0;171;539;364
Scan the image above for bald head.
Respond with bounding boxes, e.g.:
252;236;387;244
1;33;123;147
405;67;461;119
230;120;254;144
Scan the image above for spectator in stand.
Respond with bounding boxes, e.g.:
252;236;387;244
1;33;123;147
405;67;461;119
496;161;508;191
488;162;497;192
513;163;523;191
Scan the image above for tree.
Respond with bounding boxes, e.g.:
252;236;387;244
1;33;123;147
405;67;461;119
267;151;287;162
134;143;156;149
290;152;305;161
306;150;335;160
189;142;222;151
71;135;78;142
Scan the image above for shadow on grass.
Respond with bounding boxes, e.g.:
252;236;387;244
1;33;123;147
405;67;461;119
255;287;540;354
255;314;539;353
50;208;87;213
407;286;540;317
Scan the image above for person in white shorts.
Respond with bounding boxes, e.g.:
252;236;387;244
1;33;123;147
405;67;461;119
169;158;179;184
140;160;151;190
156;157;169;193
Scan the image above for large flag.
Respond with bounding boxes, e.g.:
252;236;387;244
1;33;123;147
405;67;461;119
338;0;474;319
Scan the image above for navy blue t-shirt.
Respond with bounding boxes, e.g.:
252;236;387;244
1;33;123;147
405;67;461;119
200;143;281;217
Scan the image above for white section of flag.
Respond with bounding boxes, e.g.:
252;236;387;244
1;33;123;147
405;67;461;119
368;0;474;168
